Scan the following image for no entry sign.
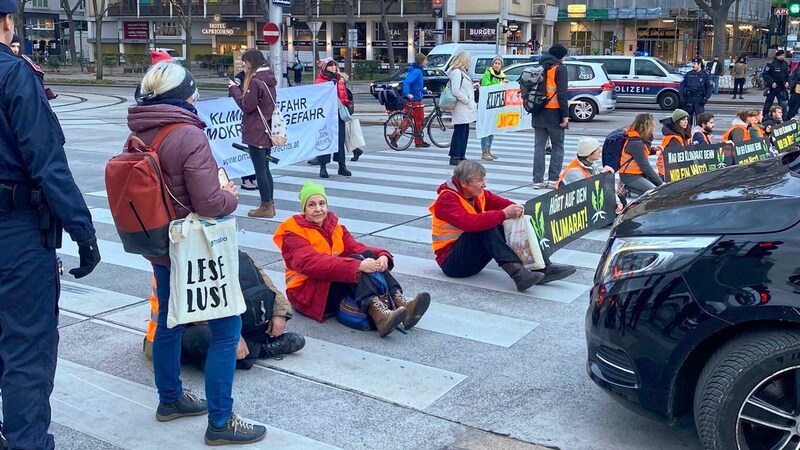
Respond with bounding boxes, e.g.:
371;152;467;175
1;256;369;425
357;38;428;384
262;23;280;44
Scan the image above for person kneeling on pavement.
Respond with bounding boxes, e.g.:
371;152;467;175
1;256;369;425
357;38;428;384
143;251;305;372
556;137;623;214
273;181;430;337
430;161;576;292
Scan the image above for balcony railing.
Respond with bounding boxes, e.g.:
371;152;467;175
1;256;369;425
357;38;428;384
290;0;431;17
108;0;261;17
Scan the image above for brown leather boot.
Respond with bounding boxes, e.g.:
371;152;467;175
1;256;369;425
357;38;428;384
488;149;499;160
392;291;430;330
368;295;407;337
500;263;545;292
248;201;275;218
481;148;493;161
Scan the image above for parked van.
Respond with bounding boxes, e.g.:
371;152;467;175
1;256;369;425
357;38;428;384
427;43;531;81
571;55;683;110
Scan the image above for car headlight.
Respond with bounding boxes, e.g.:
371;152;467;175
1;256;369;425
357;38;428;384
599;236;719;283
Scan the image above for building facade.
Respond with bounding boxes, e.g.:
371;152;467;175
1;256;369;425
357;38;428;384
19;0;89;61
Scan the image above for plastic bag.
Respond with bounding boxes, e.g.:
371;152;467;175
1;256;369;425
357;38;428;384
503;216;546;270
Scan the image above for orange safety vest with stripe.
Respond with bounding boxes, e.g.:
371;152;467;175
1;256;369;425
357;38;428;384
555;158;592;189
721;123;750;142
273;216;345;290
694;131;712;145
619;130;647;175
545;66;559;109
146;276;158;343
658;134;687;178
428;180;487;252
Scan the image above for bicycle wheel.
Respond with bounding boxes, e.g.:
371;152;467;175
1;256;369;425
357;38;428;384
384;111;414;151
427;111;453;148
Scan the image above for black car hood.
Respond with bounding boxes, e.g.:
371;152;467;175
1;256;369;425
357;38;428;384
614;157;800;237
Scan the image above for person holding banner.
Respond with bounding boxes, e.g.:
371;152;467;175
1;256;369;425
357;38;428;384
691;113;715;144
657;109;693;179
273;182;430;337
130;62;266;444
479;56;507;161
762;105;784;136
430;161;576;292
315;58;352;178
556;137;624;214
722;110;765;143
618;113;664;193
228;49;278;219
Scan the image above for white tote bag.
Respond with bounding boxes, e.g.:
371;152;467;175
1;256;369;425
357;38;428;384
345;118;366;153
256;79;288;146
503;216;546;270
167;213;245;328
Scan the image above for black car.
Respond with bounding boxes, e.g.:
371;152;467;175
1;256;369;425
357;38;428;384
369;68;449;98
586;152;800;450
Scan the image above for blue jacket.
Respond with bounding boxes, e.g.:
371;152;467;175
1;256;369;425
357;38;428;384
0;43;95;243
402;63;425;101
679;69;712;103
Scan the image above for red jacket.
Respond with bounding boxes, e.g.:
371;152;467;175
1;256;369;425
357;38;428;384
277;212;392;322
432;177;512;266
315;70;349;106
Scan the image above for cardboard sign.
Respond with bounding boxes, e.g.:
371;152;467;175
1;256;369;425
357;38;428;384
524;172;616;257
663;142;730;183
732;137;771;165
771;120;799;152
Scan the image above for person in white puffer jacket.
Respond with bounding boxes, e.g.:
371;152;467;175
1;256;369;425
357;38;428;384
446;51;477;166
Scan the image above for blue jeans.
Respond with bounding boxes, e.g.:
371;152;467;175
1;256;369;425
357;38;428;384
712;75;720;95
533;125;565;183
480;134;494;149
152;263;241;423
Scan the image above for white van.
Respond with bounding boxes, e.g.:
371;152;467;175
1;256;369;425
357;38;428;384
427;43;529;81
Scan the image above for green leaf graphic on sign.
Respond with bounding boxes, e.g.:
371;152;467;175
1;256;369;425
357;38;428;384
531;202;550;249
590;179;606;224
716;148;726;167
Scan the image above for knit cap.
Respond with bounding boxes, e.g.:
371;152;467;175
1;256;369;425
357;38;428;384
672;108;689;123
298;181;327;210
415;53;427;64
318;57;335;71
576;137;601;157
548;44;568;60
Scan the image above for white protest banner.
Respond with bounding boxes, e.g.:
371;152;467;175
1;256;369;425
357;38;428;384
196;82;339;178
476;82;532;138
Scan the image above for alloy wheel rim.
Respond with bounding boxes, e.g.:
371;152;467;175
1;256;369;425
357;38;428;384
575;102;593;120
736;365;800;450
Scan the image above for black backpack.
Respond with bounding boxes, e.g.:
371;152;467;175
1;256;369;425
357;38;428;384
602;128;638;172
378;88;406;112
519;65;551;114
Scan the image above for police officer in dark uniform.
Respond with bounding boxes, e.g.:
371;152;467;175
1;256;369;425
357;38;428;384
762;50;791;118
679;57;712;128
0;2;100;449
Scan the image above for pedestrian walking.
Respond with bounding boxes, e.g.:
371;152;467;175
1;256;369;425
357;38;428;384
762;50;791;117
315;57;352;178
479;55;507;161
532;43;569;188
679;57;712;128
293;57;303;85
229;49;278;218
732;56;747;99
0;4;101;448
446;51;477;165
706;55;724;95
131;61;267;445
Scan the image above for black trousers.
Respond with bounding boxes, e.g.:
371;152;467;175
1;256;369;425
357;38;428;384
684;99;705;129
325;251;401;316
440;225;524;278
763;88;789;117
320;117;347;166
733;78;745;97
449;123;470;159
788;93;800;121
247;145;273;202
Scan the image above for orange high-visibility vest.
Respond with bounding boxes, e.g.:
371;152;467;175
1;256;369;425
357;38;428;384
722;124;750;142
619;130;647;175
273;216;344;290
555;158;592;189
694;131;712;144
658;134;687;177
146;276;159;343
545;66;559;109
429;181;486;252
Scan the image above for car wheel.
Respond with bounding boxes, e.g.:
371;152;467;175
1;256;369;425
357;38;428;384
569;100;597;122
694;330;800;450
658;92;679;111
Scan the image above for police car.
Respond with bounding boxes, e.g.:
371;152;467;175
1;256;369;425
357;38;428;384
504;61;616;122
571;56;683;110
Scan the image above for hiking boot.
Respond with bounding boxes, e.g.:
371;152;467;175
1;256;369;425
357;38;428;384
142;336;154;373
500;263;545;292
415;142;431;148
248;202;275;218
481;148;493;161
337;165;352;177
319;165;329;178
367;296;407;337
204;414;267;446
535;262;577;285
262;332;306;359
156;391;208;422
307;156;321;165
351;148;363;162
392;291;430;330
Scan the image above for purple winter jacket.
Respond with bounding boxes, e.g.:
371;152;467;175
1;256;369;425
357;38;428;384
126;103;238;265
228;67;277;149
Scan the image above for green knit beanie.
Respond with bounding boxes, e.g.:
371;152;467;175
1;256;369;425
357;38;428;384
298;181;327;210
672;108;689;123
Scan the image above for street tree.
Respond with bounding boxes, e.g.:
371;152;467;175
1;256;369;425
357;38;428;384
89;0;111;80
693;0;736;59
378;0;399;71
59;0;81;66
14;0;31;48
168;0;194;66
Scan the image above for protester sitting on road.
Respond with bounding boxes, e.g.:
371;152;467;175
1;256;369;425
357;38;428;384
657;109;693;179
430;161;576;292
761;105;784;136
691;112;715;144
722;109;765;143
479;56;507;161
129;62;266;445
618;113;663;193
273;182;430;337
556;137;623;213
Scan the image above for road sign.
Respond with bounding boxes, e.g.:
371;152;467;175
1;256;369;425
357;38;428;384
347;28;358;48
262;23;280;45
272;0;291;6
430;29;445;35
776;7;789;15
308;21;322;35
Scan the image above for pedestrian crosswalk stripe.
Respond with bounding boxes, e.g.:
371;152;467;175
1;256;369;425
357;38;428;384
259;188;432;217
53;359;341;450
326;159;537;184
61;281;144;317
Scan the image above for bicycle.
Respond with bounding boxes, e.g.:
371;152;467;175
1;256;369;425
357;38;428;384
384;94;453;151
750;68;764;90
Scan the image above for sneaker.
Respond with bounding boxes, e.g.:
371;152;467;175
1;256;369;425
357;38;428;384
205;414;267;446
261;332;306;359
156;391;208;422
240;179;258;191
532;181;549;189
535;262;577;285
545;181;557;189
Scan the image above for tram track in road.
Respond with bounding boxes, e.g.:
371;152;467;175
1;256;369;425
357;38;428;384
51;93;129;113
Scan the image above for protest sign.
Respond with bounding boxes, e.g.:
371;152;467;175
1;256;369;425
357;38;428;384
770;120;799;152
523;172;615;258
732;137;771;165
196;82;339;178
663;143;729;183
476;82;532;138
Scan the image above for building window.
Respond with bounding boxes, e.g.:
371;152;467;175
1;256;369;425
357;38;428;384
32;0;48;7
570;31;591;56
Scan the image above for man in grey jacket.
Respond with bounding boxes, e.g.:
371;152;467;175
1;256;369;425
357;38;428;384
532;44;569;189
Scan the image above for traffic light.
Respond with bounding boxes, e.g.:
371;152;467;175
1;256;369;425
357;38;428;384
790;1;800;17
